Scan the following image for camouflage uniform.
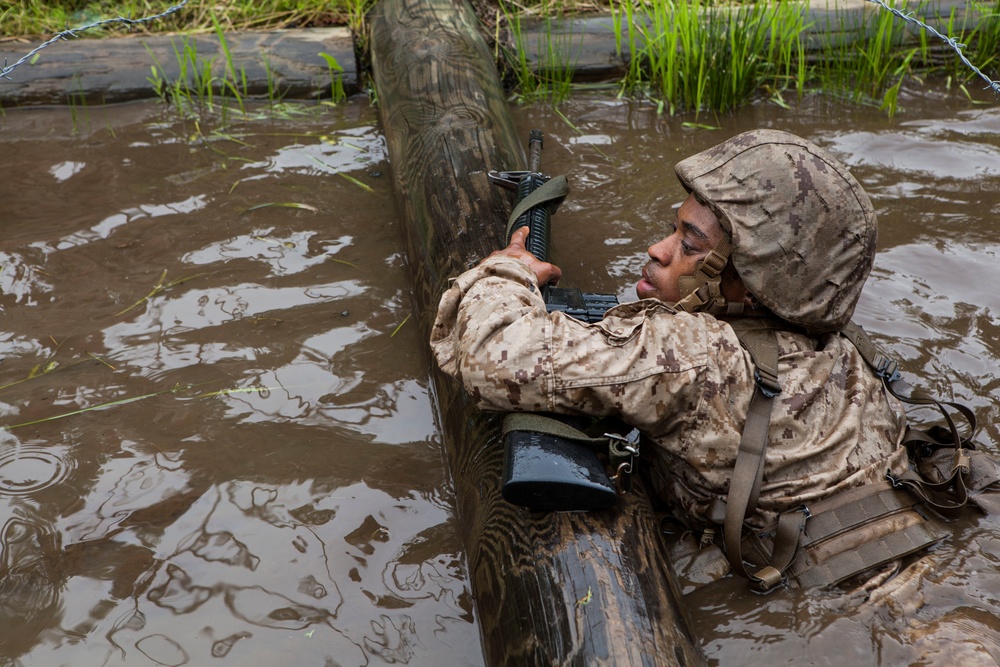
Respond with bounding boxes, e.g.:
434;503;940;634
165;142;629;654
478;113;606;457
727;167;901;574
430;255;909;530
432;129;910;531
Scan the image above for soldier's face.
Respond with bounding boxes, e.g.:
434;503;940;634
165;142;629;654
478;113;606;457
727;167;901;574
636;193;725;302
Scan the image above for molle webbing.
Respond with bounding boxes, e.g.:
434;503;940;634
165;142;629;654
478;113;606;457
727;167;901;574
796;522;944;588
790;485;947;588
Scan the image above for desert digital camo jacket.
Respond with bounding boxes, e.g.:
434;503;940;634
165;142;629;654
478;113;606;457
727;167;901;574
430;255;910;530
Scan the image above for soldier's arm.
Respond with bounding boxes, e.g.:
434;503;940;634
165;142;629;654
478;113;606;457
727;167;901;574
430;254;722;425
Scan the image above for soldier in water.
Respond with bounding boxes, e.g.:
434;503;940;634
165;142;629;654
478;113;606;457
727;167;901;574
430;129;948;590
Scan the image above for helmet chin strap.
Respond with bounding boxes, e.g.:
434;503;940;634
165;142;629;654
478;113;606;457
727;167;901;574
673;234;746;316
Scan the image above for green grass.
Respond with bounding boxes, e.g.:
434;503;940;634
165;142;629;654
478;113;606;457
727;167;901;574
142;14;348;124
940;0;1000;85
501;3;581;103
613;0;808;116
808;1;923;116
12;0;368;118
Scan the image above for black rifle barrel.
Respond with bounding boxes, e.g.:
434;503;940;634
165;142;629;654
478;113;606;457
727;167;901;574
527;129;543;173
510;130;551;261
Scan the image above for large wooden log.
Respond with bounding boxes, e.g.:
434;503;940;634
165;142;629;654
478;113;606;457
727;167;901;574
0;28;357;107
368;0;707;664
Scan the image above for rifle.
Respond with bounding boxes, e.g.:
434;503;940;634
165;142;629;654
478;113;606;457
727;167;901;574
487;130;628;511
489;130;619;322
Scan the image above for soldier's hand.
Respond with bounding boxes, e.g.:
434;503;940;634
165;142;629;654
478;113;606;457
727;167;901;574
491;227;562;287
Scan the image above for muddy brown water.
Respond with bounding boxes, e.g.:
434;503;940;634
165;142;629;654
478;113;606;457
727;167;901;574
1;89;998;666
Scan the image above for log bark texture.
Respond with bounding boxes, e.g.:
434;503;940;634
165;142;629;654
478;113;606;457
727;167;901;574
368;0;707;665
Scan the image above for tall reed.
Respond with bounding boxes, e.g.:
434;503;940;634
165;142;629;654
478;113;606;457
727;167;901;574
615;0;807;116
146;18;320;121
146;35;222;116
972;0;1000;70
940;0;1000;86
213;13;248;115
811;0;922;115
501;4;579;103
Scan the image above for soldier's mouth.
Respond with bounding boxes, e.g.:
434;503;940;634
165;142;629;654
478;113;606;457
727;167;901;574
636;265;655;298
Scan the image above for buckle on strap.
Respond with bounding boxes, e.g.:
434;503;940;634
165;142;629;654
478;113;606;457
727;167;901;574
700;247;729;277
754;369;781;398
873;354;902;384
607;428;640;484
952;447;972;475
750;565;784;592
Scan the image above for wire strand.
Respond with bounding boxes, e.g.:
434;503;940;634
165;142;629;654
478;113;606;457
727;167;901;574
864;0;1000;94
0;0;190;81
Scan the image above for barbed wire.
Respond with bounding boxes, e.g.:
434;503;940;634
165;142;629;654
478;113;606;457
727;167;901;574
0;0;190;81
865;0;1000;94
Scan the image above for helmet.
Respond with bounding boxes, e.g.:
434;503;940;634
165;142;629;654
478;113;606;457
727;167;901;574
674;129;877;333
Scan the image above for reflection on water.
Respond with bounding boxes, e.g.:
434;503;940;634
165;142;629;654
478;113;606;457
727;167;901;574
1;88;998;666
0;99;479;666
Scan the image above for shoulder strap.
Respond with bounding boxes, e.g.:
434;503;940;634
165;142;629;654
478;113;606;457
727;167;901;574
722;321;805;591
841;321;976;443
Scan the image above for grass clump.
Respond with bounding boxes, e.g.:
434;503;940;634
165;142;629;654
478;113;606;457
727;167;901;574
614;0;809;115
144;15;349;125
146;34;224;116
501;3;581;103
502;0;998;117
7;0;999;118
810;1;923;115
938;0;1000;91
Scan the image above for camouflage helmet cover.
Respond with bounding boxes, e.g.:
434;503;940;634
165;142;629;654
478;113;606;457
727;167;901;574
674;129;877;333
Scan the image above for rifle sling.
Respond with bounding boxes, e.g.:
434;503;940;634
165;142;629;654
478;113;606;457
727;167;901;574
502;412;608;447
505;175;569;240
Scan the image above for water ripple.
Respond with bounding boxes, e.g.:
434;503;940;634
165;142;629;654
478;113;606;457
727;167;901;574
0;445;73;496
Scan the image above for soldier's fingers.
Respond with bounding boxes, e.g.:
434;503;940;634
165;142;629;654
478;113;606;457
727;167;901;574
509;226;530;249
539;262;562;286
